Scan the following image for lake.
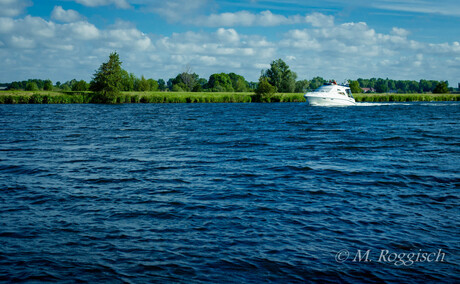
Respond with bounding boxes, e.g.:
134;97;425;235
0;102;459;283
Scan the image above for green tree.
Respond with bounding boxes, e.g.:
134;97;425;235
295;80;309;93
419;80;433;93
26;81;39;91
138;75;150;92
349;80;363;93
263;59;297;93
180;72;198;91
148;79;158;91
90;52;123;99
433;81;449;93
158;79;166;91
228;73;248;92
255;77;277;97
207;73;234;92
10;82;21;90
408;81;420;93
120;70;134;91
168;72;199;91
44;80;53;91
309;77;325;90
375;79;389;93
26;81;38;91
72;80;88;91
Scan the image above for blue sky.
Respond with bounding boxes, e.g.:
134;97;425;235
1;0;459;86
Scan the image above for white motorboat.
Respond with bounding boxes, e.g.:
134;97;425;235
304;81;356;106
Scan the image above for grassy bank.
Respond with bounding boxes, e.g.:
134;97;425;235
0;91;305;104
354;93;460;102
0;90;458;104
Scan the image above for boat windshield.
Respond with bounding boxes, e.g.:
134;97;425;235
346;89;354;98
315;86;334;92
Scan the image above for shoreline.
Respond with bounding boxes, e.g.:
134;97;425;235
0;91;459;104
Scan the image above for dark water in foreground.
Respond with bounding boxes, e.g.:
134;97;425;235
0;102;459;283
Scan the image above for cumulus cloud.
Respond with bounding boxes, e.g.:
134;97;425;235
0;0;32;17
51;6;83;22
279;15;460;82
391;27;410;37
305;12;334;27
0;8;459;86
67;21;100;40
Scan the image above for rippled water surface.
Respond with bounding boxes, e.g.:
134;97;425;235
0;102;459;283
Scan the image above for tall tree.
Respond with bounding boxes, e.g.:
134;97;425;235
180;65;198;91
26;81;38;91
263;59;297;93
433;81;450;93
158;79;166;91
43;80;53;91
349;80;363;93
72;80;88;91
90;52;123;98
295;80;309;93
309;77;325;90
138;75;150;92
207;73;234;92
255;77;276;98
228;72;248;92
148;79;158;91
120;70;134;91
375;79;389;93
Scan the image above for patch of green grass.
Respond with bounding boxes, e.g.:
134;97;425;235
1;90;458;104
354;93;460;102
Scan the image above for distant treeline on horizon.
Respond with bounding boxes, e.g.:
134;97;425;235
0;75;454;94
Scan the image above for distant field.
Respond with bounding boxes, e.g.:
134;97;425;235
0;90;458;104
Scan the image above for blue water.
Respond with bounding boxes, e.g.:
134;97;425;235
0;102;459;283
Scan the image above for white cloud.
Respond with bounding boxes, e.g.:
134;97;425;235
0;17;15;33
10;35;34;48
75;0;130;9
279;14;460;83
0;0;31;17
391;27;410;37
106;26;152;50
67;21;100;40
216;28;239;43
305;12;334;27
51;6;83;23
0;9;459;86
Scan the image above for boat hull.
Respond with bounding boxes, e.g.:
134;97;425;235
304;94;356;106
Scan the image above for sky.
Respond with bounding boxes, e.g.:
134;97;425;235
0;0;459;86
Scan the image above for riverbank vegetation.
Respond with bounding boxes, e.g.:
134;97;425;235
1;52;457;104
353;93;460;102
1;90;458;104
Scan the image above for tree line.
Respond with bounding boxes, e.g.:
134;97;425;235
2;52;452;95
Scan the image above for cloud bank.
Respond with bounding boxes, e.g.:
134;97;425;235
0;1;459;85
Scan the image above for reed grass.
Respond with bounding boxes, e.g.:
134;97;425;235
353;93;460;102
1;91;458;104
0;91;92;104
